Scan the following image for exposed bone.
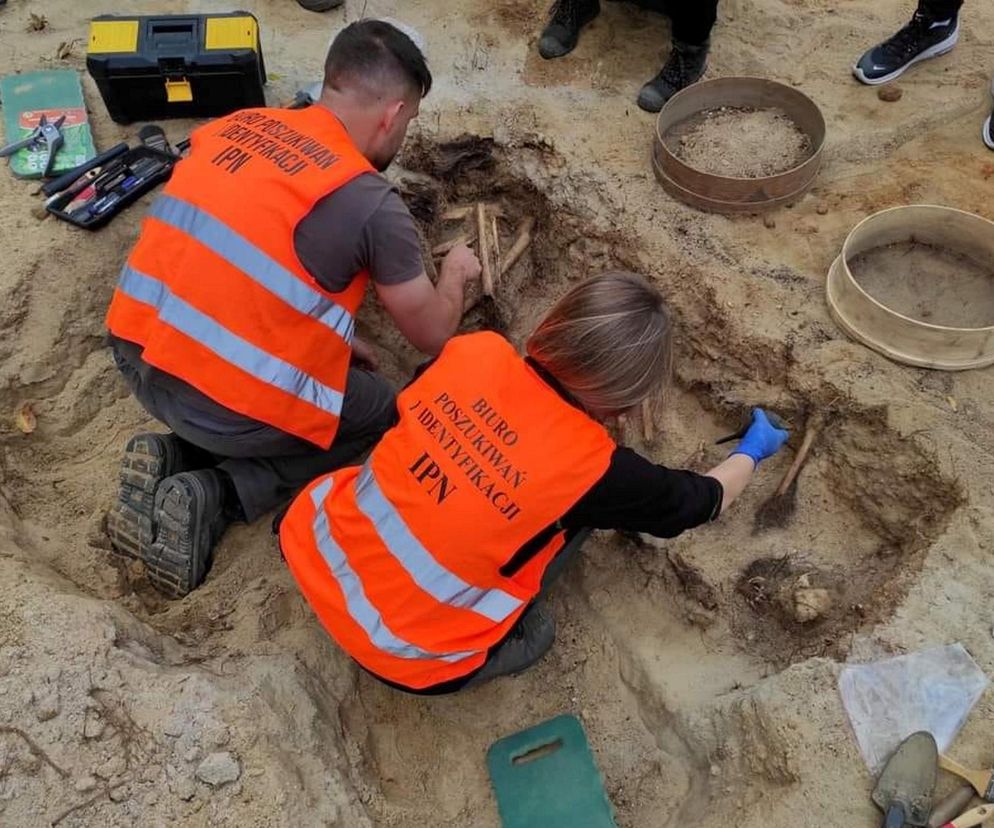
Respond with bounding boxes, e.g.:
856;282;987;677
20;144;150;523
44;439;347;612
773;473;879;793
500;216;536;276
476;202;494;296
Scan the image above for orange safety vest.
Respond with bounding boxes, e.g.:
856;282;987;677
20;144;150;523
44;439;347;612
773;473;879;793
280;332;616;690
106;106;375;449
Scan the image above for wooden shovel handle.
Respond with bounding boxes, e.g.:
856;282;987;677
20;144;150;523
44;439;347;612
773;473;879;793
774;414;820;496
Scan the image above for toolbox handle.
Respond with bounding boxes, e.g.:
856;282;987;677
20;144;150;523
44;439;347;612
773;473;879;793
146;17;199;52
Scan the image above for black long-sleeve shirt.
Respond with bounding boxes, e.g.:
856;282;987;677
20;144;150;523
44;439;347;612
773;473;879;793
409;356;722;577
563;445;722;537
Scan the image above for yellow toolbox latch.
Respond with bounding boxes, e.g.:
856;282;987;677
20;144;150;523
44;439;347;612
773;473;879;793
165;78;193;103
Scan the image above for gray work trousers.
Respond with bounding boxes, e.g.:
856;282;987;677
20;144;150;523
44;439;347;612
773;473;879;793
461;528;591;688
112;342;397;522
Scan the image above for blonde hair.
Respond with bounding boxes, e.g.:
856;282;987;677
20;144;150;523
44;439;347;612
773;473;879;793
526;271;673;415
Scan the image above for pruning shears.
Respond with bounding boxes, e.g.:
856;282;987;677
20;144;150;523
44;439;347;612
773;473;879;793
0;114;66;176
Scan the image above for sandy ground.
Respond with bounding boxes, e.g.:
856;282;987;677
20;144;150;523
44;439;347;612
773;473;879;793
2;0;994;825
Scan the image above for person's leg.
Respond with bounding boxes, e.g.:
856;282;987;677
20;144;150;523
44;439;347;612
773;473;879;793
145;367;397;597
462;529;591;688
107;346;218;564
461;600;557;688
853;0;962;85
636;0;716;113
538;0;602;60
217;368;397;522
538;527;591;597
917;0;964;19
668;0;718;47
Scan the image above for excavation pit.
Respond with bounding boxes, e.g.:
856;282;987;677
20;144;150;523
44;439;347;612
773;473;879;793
0;135;967;828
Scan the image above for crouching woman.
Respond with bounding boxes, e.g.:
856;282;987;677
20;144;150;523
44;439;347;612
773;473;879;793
278;272;788;693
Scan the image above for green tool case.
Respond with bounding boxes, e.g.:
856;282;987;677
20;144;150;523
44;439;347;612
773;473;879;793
86;12;267;124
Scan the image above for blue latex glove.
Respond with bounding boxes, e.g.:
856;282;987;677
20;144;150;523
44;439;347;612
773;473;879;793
731;408;789;466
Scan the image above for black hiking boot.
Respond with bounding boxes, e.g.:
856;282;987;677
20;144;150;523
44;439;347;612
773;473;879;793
853;10;959;86
107;433;191;564
637;39;709;113
538;0;600;60
146;470;229;598
465;600;556;687
296;0;343;11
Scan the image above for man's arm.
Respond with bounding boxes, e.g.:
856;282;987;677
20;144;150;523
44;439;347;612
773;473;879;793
375;244;480;356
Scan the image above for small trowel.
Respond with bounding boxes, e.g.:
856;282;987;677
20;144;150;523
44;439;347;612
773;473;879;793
873;732;939;828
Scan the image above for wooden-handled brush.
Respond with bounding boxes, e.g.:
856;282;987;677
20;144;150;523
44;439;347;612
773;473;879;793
939;755;994;801
753;412;822;532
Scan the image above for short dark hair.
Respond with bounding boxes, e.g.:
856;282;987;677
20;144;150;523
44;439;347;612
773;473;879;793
324;20;432;100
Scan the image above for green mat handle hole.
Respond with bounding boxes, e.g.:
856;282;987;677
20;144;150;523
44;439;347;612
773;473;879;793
511;738;563;766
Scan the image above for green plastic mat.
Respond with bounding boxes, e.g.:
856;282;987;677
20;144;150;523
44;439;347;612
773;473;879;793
0;69;96;178
487;714;617;828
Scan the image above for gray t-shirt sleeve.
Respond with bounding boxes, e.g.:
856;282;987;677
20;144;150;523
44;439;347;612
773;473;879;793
293;173;425;294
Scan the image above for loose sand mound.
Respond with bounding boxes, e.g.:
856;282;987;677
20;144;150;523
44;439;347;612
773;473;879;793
669;106;812;177
2;1;994;827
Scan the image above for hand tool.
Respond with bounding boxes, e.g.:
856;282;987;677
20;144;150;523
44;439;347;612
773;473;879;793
44;168;99;208
138;124;174;155
930;787;979;828
93;193;123;215
939;756;994;802
0;113;66;176
753;410;823;532
40;141;127;196
937;804;994;828
716;411;790;445
63;183;97;213
872;731;937;827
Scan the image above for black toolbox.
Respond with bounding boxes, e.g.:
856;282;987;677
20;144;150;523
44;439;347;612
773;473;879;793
86;12;267;124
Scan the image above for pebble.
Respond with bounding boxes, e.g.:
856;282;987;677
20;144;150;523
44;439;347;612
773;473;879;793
815;203;829;216
762;215;776;229
83;709;105;740
877;85;903;102
195;752;241;787
109;784;130;803
202;724;231;749
74;776;98;793
94;754;126;780
171;776;197;802
793;587;833;623
184;747;201;763
32;685;61;722
163;714;188;738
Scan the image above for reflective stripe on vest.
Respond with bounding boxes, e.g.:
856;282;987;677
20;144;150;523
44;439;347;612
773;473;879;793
353;464;524;624
149;195;355;342
308;479;481;664
118;264;345;418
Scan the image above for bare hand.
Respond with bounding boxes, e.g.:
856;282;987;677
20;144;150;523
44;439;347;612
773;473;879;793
351;336;380;371
441;243;481;285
